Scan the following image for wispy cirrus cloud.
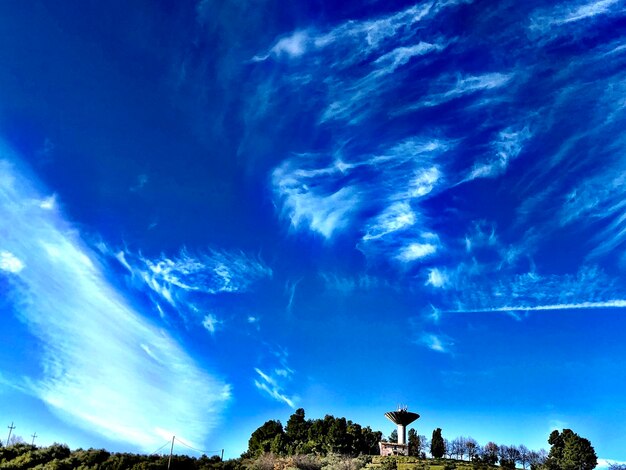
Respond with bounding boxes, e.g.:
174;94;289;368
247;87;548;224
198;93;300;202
419;333;454;353
396;233;441;263
320;272;393;293
447;299;626;313
104;246;272;327
271;155;361;239
253;2;440;64
426;268;449;288
433;263;626;315
465;126;533;181
202;313;222;334
0;149;230;451
254;368;296;408
253;346;297;408
530;0;622;31
420;72;514;108
131;249;271;299
272;137;452;266
259;0;626;345
252;2;473;125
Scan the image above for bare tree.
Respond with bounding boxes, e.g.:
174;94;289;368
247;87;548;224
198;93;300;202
451;437;467;460
418;435;429;458
9;435;25;446
518;444;530;469
444;439;453;459
529;449;548;469
465;438;479;461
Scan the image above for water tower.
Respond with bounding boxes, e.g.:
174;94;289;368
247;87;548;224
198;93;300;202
385;406;419;445
379;406;420;456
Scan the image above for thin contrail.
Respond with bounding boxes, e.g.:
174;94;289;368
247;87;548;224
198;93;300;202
446;299;626;313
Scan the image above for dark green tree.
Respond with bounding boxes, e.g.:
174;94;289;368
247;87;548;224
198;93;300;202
246;420;285;456
431;428;445;459
546;429;597;470
408;429;420;457
285;408;310;454
347;422;365;456
327;417;350;454
362;427;383;455
388;430;398;443
483;442;499;465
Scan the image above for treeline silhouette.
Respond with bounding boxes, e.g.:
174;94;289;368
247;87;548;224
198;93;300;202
0;442;232;470
244;408;382;457
0;410;601;470
244;409;599;470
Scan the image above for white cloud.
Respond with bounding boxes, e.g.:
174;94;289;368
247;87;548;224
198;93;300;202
420;333;453;353
426;268;448;288
202;314;222;334
272;156;361;239
0;152;230;452
253;368;297;408
373;42;444;75
363;202;416;241
397;241;438;262
109;247;271;316
448;299;626;313
531;0;621;31
285;278;301;314
408;166;441;198
308;3;434;58
254;31;311;61
272;138;450;262
38;194;56;210
466;126;532;181
247;316;258;323
424;73;513;107
0;250;24;273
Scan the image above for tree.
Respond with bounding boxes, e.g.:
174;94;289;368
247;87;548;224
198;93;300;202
347;422;365;456
431;428;445;459
444;439;453;459
465;438;479;461
451;437;465;460
482;442;499;465
546;429;597;470
389;430;398;443
518;444;530;469
247;420;285;456
419;435;429;458
285;408;309;454
326;417;350;454
362;426;383;455
408;429;420;457
529;449;548;470
499;445;517;470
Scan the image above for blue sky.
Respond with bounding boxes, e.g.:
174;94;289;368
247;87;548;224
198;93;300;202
0;0;625;463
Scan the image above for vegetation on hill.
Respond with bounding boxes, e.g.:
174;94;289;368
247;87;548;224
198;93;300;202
0;409;598;470
243;409;597;470
244;409;383;457
0;442;232;470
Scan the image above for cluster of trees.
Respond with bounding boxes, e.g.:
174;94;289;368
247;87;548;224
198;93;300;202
245;409;383;457
427;428;596;470
246;409;599;470
544;430;597;470
0;412;599;470
0;442;231;470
